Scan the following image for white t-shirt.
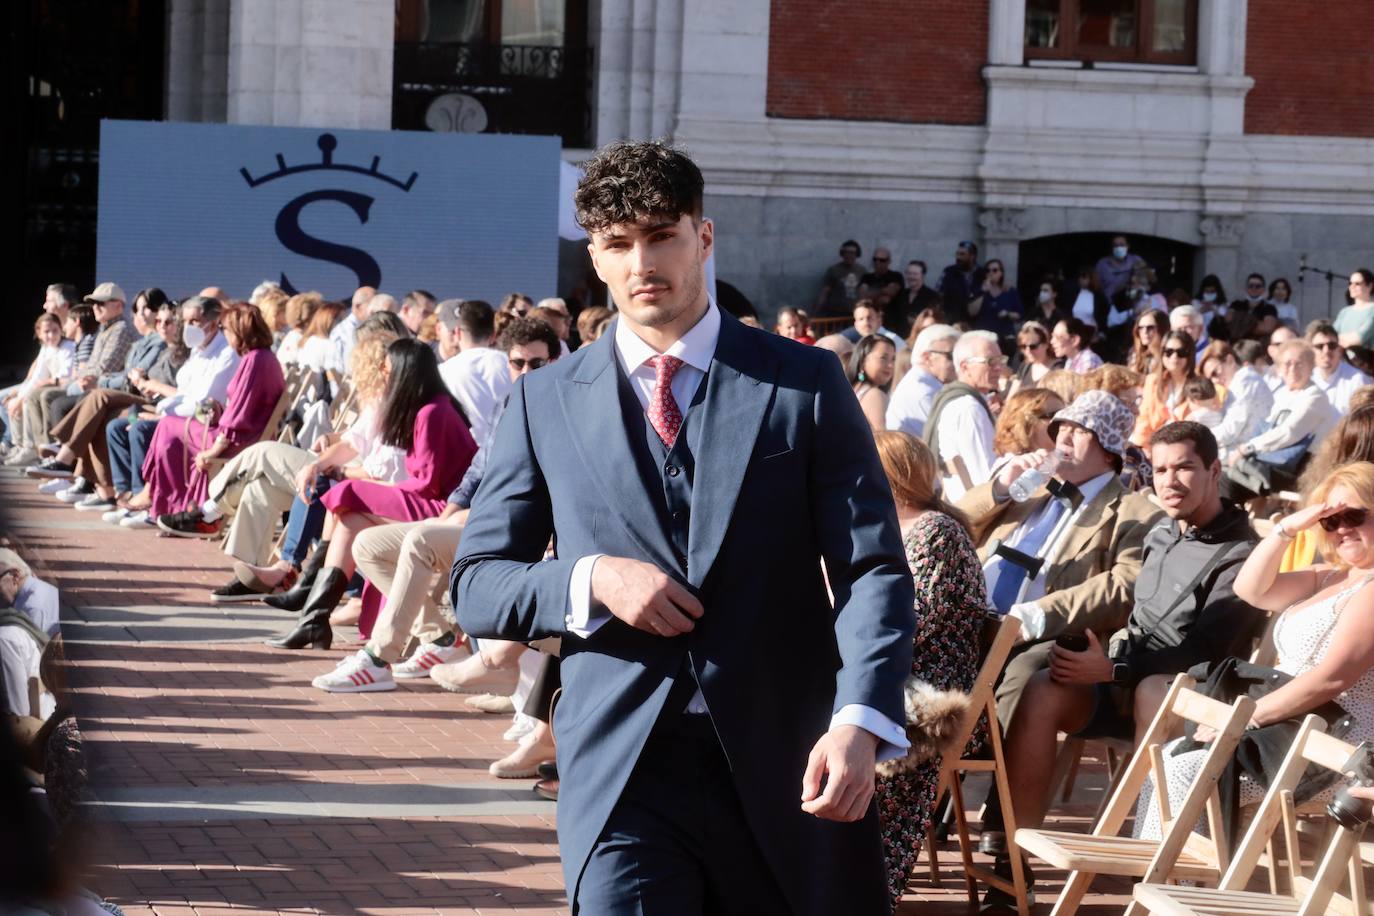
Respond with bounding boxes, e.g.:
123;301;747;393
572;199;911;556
439;347;513;448
0;625;52;719
18;342;76;398
342;404;408;484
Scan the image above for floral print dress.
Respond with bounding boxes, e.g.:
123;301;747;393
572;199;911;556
876;510;989;907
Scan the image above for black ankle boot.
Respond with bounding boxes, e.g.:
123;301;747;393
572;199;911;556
264;541;330;612
265;568;348;650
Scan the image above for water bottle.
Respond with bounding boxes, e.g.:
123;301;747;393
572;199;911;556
1008;453;1060;503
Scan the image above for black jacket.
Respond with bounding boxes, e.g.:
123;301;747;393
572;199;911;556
1110;504;1261;685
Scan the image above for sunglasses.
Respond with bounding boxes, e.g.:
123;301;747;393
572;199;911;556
873;257;889;262
1138;324;1159;332
1314;341;1342;351
1320;508;1370;532
1162;346;1190;358
1021;342;1046;351
508;357;549;371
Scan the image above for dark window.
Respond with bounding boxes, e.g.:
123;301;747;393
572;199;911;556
1025;0;1197;66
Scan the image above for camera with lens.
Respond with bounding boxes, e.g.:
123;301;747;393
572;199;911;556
1328;741;1374;830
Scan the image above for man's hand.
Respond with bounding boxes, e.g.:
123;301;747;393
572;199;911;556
800;725;879;821
589;556;703;636
78;375;96;391
1049;629;1114;685
992;449;1050;500
295;462;320;503
437;504;468;523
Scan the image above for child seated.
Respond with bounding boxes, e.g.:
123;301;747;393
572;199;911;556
1180;375;1223;427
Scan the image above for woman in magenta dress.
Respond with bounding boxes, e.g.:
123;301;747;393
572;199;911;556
141;302;284;519
265;337;476;650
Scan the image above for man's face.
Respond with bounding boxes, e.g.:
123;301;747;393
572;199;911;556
839;244;859;266
921;340;956;383
400;300;434;333
955;246;974;270
1151;440;1219;522
1054;422;1113;484
0;569;23;607
853;306;880;337
1268;327;1297;363
44;290;67;317
182;305;216;346
91;298;123;324
1312;332;1341;372
905;263;925;288
872;249;892;273
588;214;711;331
507;340;553;382
957;338;1005;393
1246;277;1266;301
1277;350;1313;390
351;286;375;319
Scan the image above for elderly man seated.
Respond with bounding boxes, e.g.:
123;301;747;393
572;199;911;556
1221;338;1338;504
885;323;959;438
0;547;58;725
924;329;1005;500
985;422;1260;905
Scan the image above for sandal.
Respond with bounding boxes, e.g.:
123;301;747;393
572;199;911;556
233;562;298;594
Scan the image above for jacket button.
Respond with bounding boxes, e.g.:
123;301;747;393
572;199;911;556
666;465;681;478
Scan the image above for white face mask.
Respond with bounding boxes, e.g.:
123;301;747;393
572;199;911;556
1202;291;1217;303
183;322;206;349
1038;290;1053;304
1113;245;1128;259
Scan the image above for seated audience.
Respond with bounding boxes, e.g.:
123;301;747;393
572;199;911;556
331;286;373;369
995;422;1257;897
1308;319;1372;414
848;334;898;433
102;297;233;527
1138;460;1374;842
1200;339;1273;454
1051;318;1102;374
991;388;1066;478
925;330;1004;501
263;338;477;650
869;431;988;908
1171;304;1211;358
10;305;98;467
2;316;74;463
275;291;322;365
774;306;814;345
310;317;562;692
1027;276;1069;333
1263;325;1298;392
1181;376;1223;427
1222;338;1338;503
1282;404;1374;572
1010;321;1056;393
886;324;959;438
842;299;906;351
1132;330;1196;446
1128;309;1168;378
141;302;284;524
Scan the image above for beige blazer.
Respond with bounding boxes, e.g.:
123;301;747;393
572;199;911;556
958;476;1164;639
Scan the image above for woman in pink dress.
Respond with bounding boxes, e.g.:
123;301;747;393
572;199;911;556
142;302;284;519
265;338;476;650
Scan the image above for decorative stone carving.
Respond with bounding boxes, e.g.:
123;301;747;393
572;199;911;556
1199;214;1245;247
978;207;1029;239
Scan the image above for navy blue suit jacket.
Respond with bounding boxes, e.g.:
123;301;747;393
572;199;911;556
451;309;915;914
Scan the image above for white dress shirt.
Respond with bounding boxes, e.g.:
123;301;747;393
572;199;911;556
440;347;514;449
565;304;908;758
157;331;239;418
330;311;361;373
886;368;943;438
1245;383;1338;455
1313;360;1372;415
14;576;60;638
935;394;996;503
18;342;76;399
997;470;1116;641
1212;365;1274;451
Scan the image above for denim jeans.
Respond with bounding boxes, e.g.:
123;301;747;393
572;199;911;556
106;415;159;493
280;475;333;567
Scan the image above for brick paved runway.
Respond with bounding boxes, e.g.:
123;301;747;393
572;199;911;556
2;471;1128;915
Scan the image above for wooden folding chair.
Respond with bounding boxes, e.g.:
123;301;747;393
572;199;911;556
199;382;296;480
1015;676;1257;916
920;614;1032;916
1132;716;1364;916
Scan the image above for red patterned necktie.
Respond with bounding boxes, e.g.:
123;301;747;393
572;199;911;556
646;354;685;446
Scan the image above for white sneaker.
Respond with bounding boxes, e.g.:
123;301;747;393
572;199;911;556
73;493;117;512
4;447;39;466
392;641;462;679
102;507;131;524
312;650;396;693
37;478;70;495
55;478;91;503
119;510;153;528
503;713;537;742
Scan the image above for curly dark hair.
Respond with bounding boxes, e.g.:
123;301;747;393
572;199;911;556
574;140;704;235
497;316;561;359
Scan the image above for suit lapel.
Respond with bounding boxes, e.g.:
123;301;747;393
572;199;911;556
1044;480;1123;589
685;313;776;588
558;329;679;572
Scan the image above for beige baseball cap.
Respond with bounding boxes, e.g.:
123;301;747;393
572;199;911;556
84;281;126;304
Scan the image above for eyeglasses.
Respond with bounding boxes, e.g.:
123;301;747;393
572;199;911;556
156;316;174;325
1320;507;1370;532
1162;346;1190;358
1313;341;1342;351
508;356;549;371
965;356;1007;368
928;349;953;359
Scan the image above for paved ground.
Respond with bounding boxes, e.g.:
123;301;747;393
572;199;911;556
2;470;1130;915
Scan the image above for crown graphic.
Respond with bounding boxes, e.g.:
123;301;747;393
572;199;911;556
239;133;418;192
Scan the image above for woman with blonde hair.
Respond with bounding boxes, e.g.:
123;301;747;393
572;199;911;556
870;430;986;906
1037;368;1079;406
1081;364;1144;414
992;388;1065;462
1139;460;1374;840
1127;309;1167;376
276;291;323;365
1010;321;1056;393
256;288;290;346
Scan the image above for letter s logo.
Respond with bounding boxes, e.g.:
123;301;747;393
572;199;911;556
274;189;383;295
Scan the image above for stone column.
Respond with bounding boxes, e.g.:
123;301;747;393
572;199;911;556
227;0;395;129
165;0;229;122
1198;214;1246;290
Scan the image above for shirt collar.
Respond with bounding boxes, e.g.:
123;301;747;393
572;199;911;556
613;299;720;375
1072;470;1115;507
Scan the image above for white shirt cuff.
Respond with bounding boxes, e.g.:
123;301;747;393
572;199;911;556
565;554;610;638
830;704;910;763
1007;602;1046;642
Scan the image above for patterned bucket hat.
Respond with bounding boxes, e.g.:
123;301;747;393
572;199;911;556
1048;389;1134;459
